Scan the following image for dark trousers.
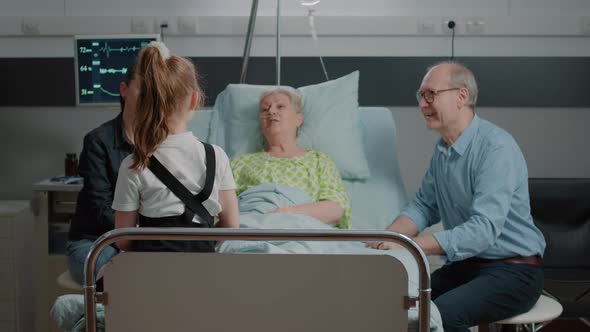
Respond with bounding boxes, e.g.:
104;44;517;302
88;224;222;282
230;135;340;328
431;260;544;332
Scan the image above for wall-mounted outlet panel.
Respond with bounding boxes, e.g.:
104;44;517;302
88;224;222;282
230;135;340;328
418;18;436;34
131;17;153;33
155;16;177;35
21;18;40;35
178;17;197;35
466;18;485;34
442;18;459;34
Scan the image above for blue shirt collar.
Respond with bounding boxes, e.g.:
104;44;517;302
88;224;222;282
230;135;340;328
436;114;480;156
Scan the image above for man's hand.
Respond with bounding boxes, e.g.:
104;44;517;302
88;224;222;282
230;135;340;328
365;241;404;250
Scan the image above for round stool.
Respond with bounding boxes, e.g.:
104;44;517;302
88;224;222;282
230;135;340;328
496;294;563;331
57;270;83;291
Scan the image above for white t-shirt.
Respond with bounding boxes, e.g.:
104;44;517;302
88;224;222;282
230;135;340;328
112;132;236;223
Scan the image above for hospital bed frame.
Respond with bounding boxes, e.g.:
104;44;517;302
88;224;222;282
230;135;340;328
83;228;431;332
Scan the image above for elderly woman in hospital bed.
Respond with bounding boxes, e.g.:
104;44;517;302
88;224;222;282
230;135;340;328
230;88;352;228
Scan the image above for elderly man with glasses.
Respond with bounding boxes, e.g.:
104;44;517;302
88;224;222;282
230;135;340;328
368;61;546;332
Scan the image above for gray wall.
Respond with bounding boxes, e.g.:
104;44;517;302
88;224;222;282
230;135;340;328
392;107;590;197
0;107;119;199
2;0;590;200
1;106;589;200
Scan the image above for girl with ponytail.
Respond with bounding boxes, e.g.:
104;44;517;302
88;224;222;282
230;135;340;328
112;42;239;251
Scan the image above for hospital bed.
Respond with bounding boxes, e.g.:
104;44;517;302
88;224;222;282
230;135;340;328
74;106;442;332
85;228;432;332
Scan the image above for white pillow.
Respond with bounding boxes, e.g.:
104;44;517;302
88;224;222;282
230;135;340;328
209;71;370;180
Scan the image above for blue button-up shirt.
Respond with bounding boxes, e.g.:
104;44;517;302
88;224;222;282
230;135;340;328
401;115;545;262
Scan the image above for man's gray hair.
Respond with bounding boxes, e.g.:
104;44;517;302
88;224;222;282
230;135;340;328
429;61;478;108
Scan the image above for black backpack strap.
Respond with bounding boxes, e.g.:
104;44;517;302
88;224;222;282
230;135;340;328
147;146;216;228
196;142;216;202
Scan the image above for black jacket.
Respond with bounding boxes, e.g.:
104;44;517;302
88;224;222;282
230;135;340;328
68;113;133;240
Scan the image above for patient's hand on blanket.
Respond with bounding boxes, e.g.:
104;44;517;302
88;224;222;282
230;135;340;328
365;241;404;250
270;206;294;214
268;201;343;226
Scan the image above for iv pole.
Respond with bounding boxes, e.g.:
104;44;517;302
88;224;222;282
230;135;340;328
239;0;281;86
239;0;258;83
276;0;281;86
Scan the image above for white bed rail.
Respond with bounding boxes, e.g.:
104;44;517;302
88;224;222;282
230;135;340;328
84;228;431;332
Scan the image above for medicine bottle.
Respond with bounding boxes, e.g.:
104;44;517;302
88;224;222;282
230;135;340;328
65;153;78;176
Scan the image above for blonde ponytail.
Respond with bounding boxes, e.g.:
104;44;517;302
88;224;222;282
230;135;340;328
130;44;204;170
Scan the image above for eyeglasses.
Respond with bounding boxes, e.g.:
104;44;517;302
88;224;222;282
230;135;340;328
416;87;460;104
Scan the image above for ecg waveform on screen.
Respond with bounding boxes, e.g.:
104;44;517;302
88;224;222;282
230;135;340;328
78;40;149;59
79;66;128;75
80;84;119;97
99;67;127;74
77;37;155;104
97;42;143;58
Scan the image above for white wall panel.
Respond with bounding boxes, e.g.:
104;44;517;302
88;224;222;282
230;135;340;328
0;0;64;16
1;16;589;58
0;17;22;35
3;35;589;58
447;36;590;57
334;0;511;17
509;0;590;16
1;16;587;37
51;0;513;17
60;0;510;17
65;0;260;17
2;0;590;18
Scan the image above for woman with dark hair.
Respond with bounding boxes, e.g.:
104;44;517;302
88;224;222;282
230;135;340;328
66;64;138;284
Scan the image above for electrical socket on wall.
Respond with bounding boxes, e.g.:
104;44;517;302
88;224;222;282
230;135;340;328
155;17;176;35
442;18;458;34
21;18;40;35
178;17;197;35
131;17;153;34
465;18;485;34
417;18;436;34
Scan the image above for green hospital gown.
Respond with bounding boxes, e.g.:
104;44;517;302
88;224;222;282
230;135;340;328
231;150;352;229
